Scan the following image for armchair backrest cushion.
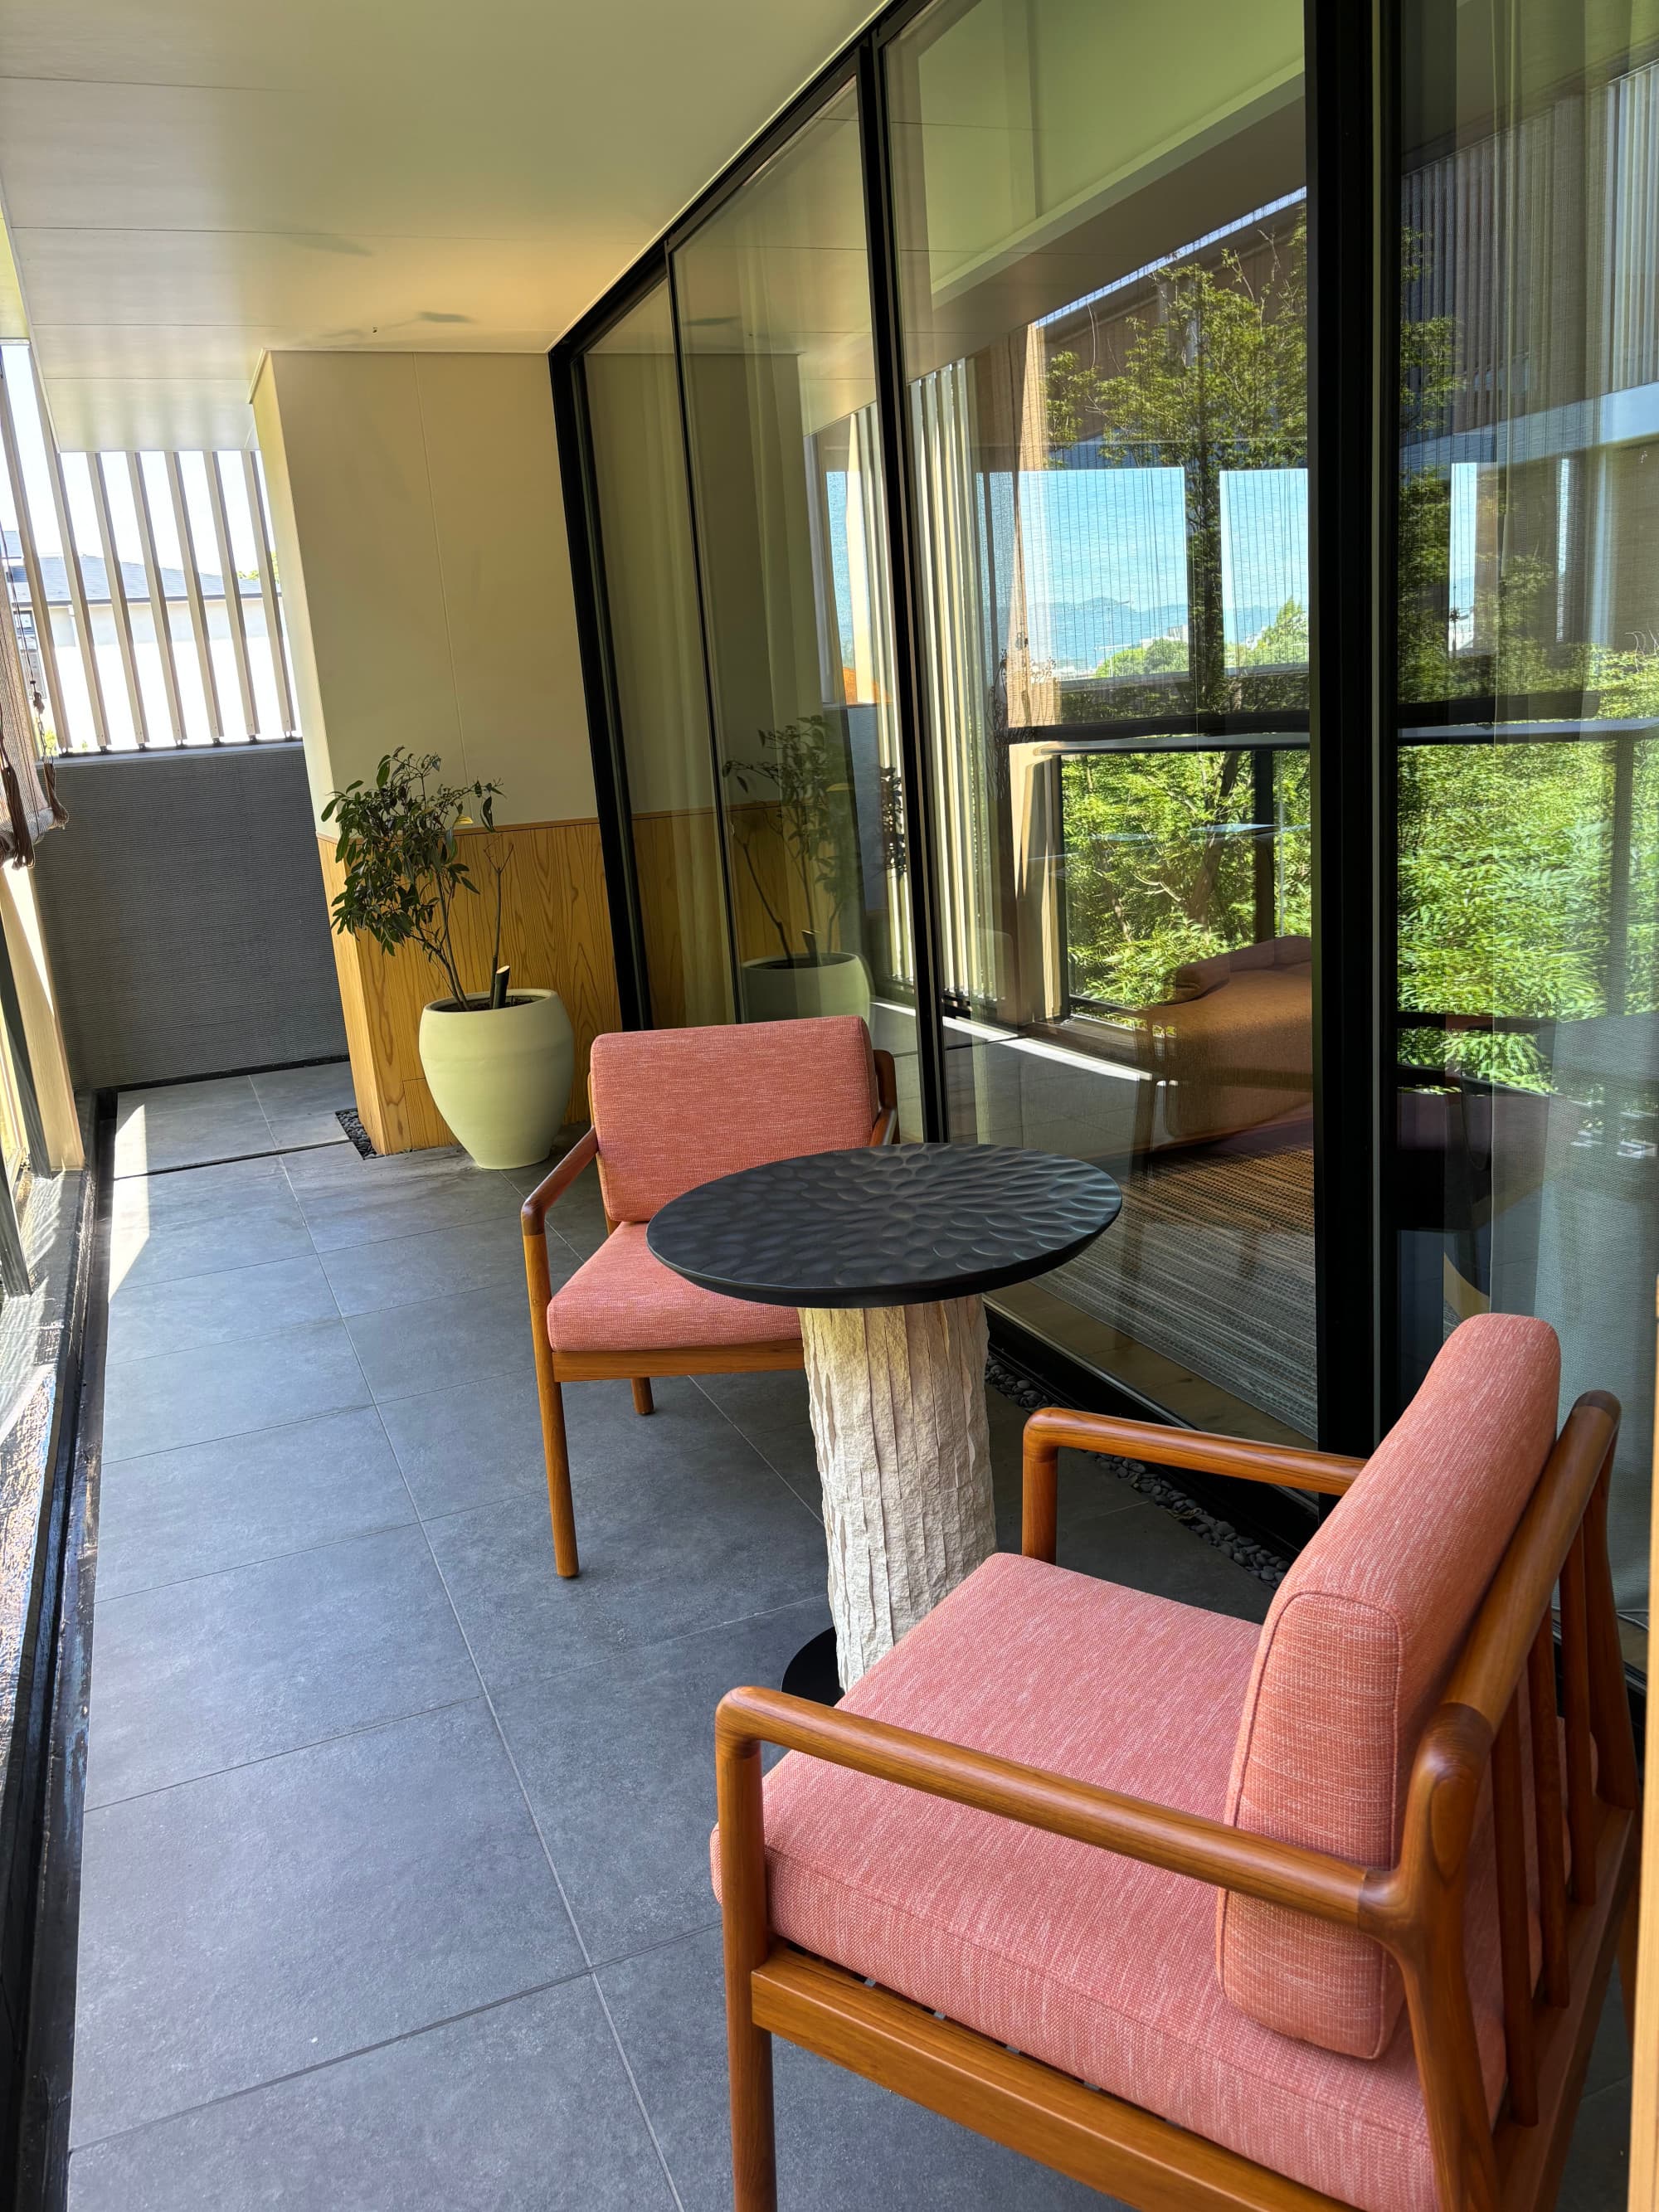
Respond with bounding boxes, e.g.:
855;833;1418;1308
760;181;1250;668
1217;1312;1561;2059
588;1015;878;1223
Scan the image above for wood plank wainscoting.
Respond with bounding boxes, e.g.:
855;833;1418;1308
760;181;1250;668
318;818;620;1154
629;800;864;1030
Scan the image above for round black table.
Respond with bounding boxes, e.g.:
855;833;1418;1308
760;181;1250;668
647;1143;1121;1699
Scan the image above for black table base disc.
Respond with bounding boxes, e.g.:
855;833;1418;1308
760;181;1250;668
781;1625;841;1706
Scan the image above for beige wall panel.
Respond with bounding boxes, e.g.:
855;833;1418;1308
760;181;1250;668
412;352;596;823
260;352;462;810
259;347;596;829
251;356;333;817
265;348;611;1149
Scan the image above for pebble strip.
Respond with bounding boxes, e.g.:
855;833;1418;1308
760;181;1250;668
984;1349;1290;1591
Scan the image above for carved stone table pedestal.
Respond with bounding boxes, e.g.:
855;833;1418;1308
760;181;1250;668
647;1140;1121;1701
800;1295;994;1689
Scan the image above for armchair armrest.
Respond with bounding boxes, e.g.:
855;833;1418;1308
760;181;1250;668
869;1047;898;1145
1021;1407;1364;1563
519;1125;598;1238
715;1684;1365;1930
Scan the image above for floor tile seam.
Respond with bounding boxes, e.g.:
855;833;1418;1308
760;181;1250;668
91;1508;427;1606
65;1965;601;2161
97;1390;377;1467
362;1355;536;1412
687;1374;825;1527
294;1204;534;1262
100;1400;385;1480
322;1258;533;1324
83;1692;487;1818
313;1208;538;1270
462;1590;831;1705
250;1087;285;1156
113;1138;348;1184
406;1509;596;1981
586;1913;724;1977
279;1154;520;1196
1062;1483;1161;1534
1580;2073;1632;2103
589;1976;689;2212
417;1446;695;2212
276;1141;528;1247
105;1237;321;1305
321;1305;572;1978
112;1171;293;1221
309;1176;542;1309
104;1307;362;1378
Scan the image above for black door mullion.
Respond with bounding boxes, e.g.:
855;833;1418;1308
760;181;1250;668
662;247;748;1032
1305;0;1400;1456
855;32;949;1144
548;343;651;1033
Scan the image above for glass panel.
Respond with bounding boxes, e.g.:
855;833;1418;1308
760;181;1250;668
674;82;921;1130
888;0;1312;1437
1394;0;1659;1656
586;284;734;1028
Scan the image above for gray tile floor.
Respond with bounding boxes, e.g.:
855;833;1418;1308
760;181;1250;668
71;1067;1630;2208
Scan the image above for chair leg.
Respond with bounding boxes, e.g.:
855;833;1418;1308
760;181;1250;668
524;1221;578;1578
631;1377;655;1417
718;1728;777;2212
727;1996;776;2212
538;1369;579;1579
1620;1878;1640;2048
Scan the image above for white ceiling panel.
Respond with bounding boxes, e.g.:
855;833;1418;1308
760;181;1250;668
0;0;877;446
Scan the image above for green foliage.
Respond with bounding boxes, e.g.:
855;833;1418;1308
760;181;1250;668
322;748;508;1010
1048;206;1659;1071
1238;598;1308;668
1062;747;1310;1009
1093;632;1188;680
722;716;862;965
1397;740;1614;1088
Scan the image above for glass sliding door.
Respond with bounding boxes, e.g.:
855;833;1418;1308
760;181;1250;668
673;81;922;1131
885;0;1314;1437
584;284;735;1030
1394;0;1659;1647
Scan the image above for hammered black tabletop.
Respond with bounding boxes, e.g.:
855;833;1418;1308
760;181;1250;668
645;1142;1122;1310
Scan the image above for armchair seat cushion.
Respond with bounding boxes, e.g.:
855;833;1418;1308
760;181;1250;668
547;1224;800;1354
725;1552;1504;2212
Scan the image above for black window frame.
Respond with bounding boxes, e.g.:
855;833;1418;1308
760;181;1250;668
549;0;1397;1553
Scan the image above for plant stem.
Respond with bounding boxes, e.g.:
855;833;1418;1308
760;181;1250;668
431;865;469;1004
735;830;794;962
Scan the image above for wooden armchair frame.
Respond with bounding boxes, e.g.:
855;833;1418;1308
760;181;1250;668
716;1396;1639;2212
521;1046;898;1578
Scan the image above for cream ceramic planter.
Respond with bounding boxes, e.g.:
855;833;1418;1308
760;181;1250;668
741;951;871;1025
418;987;574;1169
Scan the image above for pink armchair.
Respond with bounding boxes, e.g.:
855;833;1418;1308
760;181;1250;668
713;1312;1638;2212
520;1016;897;1577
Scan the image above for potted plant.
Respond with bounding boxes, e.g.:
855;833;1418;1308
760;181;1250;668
323;748;574;1169
721;714;872;1023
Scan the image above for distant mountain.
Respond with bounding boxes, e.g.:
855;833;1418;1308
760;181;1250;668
1036;596;1289;673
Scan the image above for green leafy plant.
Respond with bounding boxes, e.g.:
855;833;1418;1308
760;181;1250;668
722;716;861;965
322;748;510;1010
